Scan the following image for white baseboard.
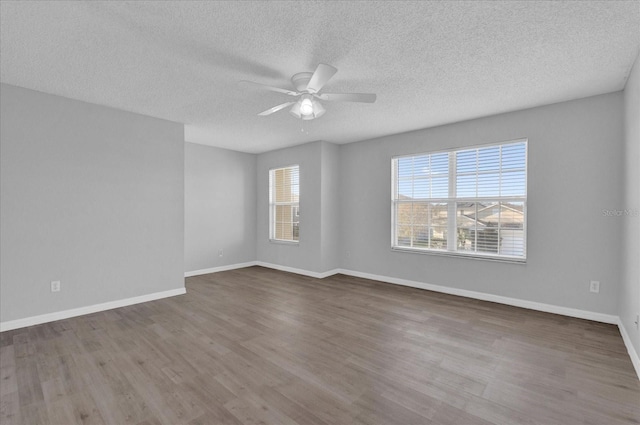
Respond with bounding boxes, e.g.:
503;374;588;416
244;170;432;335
207;262;619;325
337;268;637;380
192;262;636;379
618;318;640;379
255;261;340;279
335;268;619;325
194;262;637;379
185;261;339;279
0;287;186;332
185;261;258;277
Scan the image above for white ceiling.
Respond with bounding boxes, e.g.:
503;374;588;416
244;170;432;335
1;1;639;153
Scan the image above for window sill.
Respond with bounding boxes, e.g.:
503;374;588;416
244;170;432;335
269;239;300;246
391;246;526;264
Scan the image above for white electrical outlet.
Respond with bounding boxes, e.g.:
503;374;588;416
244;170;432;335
589;280;600;293
51;280;61;292
218;249;223;258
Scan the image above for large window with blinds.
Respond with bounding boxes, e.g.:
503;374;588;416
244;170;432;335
392;139;527;261
269;165;300;243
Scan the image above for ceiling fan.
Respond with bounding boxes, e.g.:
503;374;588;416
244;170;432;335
239;63;376;120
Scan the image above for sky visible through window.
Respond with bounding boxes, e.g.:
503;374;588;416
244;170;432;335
292;171;299;196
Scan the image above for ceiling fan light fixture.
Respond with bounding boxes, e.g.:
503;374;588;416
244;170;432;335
289;101;301;118
299;96;314;116
312;98;325;118
291;95;323;120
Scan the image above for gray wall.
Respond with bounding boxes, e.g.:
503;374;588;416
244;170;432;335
255;140;342;274
621;51;640;353
2;82;629;325
185;142;256;272
0;84;185;323
256;141;324;272
320;141;341;271
339;92;624;314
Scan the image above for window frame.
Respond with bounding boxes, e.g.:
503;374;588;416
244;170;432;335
391;139;528;263
269;164;300;244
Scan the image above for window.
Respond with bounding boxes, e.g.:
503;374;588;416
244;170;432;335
269;165;300;242
392;139;527;261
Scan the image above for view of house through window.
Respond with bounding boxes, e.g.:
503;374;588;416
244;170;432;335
269;165;300;242
392;140;527;260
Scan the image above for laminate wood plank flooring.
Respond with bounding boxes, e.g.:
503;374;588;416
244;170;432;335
1;266;639;424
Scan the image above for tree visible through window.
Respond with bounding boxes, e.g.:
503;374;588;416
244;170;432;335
269;165;299;242
392;140;527;260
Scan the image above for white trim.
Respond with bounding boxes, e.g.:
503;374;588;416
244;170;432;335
392;137;529;160
185;261;338;279
391;139;528;262
227;263;621;327
269;165;300;243
342;268;637;379
390;246;527;264
256;261;339;279
0;287;186;332
336;268;618;324
268;239;300;245
184;261;259;277
618;318;640;380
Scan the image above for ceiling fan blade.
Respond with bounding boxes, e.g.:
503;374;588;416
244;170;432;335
239;80;299;96
316;93;377;103
258;101;296;116
306;63;338;94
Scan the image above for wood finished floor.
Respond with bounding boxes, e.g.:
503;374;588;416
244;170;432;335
1;266;639;425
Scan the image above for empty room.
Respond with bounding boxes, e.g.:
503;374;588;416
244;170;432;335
1;1;639;424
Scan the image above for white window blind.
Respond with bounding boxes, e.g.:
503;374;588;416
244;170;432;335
269;165;300;242
392;140;527;261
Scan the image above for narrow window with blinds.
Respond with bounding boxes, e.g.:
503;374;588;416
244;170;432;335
269;165;300;243
392;139;527;261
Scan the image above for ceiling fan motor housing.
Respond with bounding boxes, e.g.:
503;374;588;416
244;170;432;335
291;72;313;92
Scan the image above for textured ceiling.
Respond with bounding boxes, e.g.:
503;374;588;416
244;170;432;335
1;1;639;153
